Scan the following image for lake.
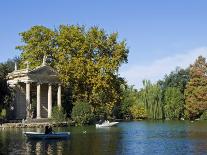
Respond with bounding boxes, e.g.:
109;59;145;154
1;121;207;155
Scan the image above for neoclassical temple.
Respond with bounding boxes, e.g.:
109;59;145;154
7;59;61;120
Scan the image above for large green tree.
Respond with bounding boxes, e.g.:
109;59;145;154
17;25;128;117
185;56;207;119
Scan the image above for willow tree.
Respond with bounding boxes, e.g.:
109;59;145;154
185;56;207;119
16;25;128;117
140;80;163;119
164;87;184;119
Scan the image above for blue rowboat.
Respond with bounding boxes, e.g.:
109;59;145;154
23;132;70;139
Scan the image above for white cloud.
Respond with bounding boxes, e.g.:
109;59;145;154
120;47;207;89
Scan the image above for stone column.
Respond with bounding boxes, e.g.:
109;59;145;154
48;84;52;118
26;82;30;119
57;84;61;108
37;83;41;118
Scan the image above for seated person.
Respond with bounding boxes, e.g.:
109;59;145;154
45;125;53;134
48;126;53;134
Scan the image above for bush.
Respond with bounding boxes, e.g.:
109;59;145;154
0;109;6;119
51;106;66;123
200;111;207;120
71;101;95;126
129;104;147;119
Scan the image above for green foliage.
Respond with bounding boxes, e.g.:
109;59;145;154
0;58;18;113
51;106;66;123
141;80;163;119
129;104;147;119
71;101;95;125
0;109;6;119
200;111;207;120
120;85;139;119
16;26;55;69
159;67;190;94
17;25;128;118
164;87;184;119
185;56;207;119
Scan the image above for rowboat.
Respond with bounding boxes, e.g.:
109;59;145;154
96;121;119;128
23;132;70;139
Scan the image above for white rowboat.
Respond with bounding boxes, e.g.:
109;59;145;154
23;132;70;139
96;121;119;128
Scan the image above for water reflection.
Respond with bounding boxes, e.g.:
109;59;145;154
1;121;207;154
68;126;120;155
25;139;68;155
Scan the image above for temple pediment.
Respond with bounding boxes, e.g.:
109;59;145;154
29;65;57;77
7;64;59;86
28;65;59;83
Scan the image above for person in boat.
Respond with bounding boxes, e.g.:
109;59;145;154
45;125;53;134
99;113;108;124
98;119;104;124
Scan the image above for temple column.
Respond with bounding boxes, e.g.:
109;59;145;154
48;84;52;118
37;83;41;118
57;84;61;108
26;82;30;119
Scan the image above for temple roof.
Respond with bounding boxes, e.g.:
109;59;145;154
7;64;59;86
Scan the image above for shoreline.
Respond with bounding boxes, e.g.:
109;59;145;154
0;122;71;128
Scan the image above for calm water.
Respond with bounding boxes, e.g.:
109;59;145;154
1;121;207;155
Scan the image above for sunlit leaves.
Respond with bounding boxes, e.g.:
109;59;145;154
185;56;207;119
17;25;129;117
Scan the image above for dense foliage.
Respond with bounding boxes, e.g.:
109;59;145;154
71;101;95;125
120;85;139;119
17;25;128;119
141;80;163;119
51;106;66;123
0;58;19;118
119;66;190;121
164;87;184;119
185;56;207;119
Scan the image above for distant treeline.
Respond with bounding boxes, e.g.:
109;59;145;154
120;56;207;120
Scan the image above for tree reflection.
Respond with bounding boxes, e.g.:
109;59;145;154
25;139;68;154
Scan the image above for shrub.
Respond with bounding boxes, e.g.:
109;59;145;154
0;109;6;119
51;106;66;123
71;101;95;126
129;104;147;119
200;111;207;120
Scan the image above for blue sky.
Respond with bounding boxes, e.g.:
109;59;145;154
1;0;207;88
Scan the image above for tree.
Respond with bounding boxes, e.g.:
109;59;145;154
0;58;19;118
16;26;55;69
158;67;189;118
140;80;163;119
159;67;190;94
16;25;129;118
71;101;95;125
164;87;184;119
185;56;207;119
120;85;139;119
